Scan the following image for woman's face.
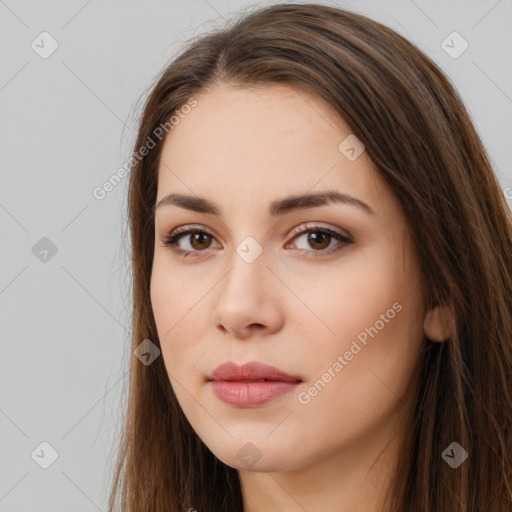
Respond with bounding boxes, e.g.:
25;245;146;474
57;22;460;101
150;83;426;473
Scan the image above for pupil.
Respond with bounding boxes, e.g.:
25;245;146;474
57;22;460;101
309;232;330;249
192;233;210;249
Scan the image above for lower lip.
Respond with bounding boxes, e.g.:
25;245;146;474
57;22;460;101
209;380;301;407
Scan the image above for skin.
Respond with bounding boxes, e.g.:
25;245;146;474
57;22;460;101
150;83;453;512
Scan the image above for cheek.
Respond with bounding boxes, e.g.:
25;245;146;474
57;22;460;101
150;260;192;366
295;246;404;354
297;242;423;403
312;307;422;443
293;298;422;453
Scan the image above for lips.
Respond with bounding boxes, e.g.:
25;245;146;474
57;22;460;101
208;361;302;383
207;361;302;407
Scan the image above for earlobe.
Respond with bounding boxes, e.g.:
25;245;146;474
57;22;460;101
423;303;455;342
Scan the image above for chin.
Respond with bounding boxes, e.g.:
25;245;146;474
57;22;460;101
205;436;303;472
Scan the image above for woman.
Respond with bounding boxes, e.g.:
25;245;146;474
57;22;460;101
108;3;512;511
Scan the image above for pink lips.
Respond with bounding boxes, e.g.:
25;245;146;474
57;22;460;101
207;361;302;407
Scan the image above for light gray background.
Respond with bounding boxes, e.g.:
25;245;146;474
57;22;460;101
1;0;511;510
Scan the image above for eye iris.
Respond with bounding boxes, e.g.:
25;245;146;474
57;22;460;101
308;231;330;250
190;232;212;250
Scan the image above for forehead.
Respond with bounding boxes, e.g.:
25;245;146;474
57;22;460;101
156;83;386;218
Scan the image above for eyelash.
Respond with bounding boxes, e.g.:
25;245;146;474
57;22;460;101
159;223;352;259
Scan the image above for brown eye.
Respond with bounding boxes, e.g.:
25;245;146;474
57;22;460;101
289;225;352;255
161;228;220;258
189;232;213;250
162;224;352;259
305;231;331;250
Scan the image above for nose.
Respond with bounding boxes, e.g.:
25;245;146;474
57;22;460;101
211;247;284;339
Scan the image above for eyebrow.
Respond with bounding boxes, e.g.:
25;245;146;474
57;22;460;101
153;190;376;217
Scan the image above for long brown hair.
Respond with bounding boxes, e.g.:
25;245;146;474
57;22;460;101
108;3;512;511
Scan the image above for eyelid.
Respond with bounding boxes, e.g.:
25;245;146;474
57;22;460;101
164;222;350;241
287;222;350;240
160;222;352;258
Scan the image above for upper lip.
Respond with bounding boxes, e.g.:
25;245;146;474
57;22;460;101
208;361;302;382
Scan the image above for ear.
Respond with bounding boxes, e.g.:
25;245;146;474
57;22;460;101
423;303;455;342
